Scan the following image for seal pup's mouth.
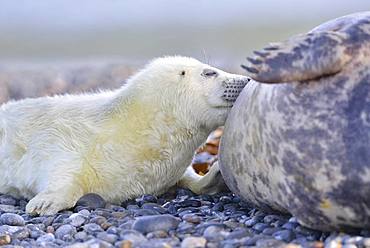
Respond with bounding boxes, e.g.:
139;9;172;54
221;77;250;103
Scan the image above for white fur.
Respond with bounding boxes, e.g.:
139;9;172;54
0;56;246;215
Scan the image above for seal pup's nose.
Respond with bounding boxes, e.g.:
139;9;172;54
222;77;250;102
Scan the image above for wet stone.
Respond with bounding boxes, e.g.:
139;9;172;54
96;232;118;244
119;229;147;244
75;193;106;210
136;195;158;206
256;238;285;247
0;213;25;226
0;195;17;206
263;214;285;224
203;225;227;242
68;213;88;227
226;228;252;240
253;222;270;232
282;221;299;230
36;233;55;243
141;203;167;214
55;224;77;240
132;214;180;234
176;222;195;234
273;229;296;242
83;223;104;233
244;215;263;227
182;213;202;224
146;230;168;239
74;231;88;241
175;200;201;208
0;204;17;213
243;234;270;246
260;226;281;235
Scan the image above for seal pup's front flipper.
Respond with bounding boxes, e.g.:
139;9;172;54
242;31;351;83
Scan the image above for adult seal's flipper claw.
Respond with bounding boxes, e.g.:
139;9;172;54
242;31;351;83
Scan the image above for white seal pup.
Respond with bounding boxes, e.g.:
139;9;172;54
0;56;249;215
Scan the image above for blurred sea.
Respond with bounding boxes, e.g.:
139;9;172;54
0;0;369;101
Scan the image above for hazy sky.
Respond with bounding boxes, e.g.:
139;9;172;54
0;0;369;66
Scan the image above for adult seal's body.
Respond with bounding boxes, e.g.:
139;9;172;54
219;12;370;231
0;56;249;215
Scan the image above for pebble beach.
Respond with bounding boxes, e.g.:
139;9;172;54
0;189;369;248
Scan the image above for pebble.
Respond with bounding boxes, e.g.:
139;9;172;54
182;213;202;224
74;231;88;241
83;223;104;233
96;232;118;244
120;229;147;244
0;234;11;245
181;236;207;248
0;190;368;247
0;195;17;206
273;229;296;242
75;193;106;210
245;215;263;227
68;213;88;227
253;222;270;232
132;214;180;234
226;228;252;240
256;238;285;247
37;233;55;243
0;213;25;226
55;224;77;240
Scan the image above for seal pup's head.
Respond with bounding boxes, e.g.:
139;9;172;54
129;56;250;130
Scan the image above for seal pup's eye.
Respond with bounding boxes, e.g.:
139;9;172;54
201;69;218;77
180;71;186;76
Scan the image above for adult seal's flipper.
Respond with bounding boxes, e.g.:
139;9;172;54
242;31;351;83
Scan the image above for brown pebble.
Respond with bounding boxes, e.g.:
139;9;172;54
120;240;132;248
182;214;202;224
46;226;55;233
0;234;11;245
100;221;112;230
311;241;325;248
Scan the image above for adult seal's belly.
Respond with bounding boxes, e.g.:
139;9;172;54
219;12;370;231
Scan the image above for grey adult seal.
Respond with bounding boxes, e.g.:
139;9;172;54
219;12;370;231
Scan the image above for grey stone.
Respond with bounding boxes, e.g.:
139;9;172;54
252;223;270;232
96;232;118;244
132;214;180;234
203;225;227;242
83;223;104;233
66;238;113;248
36;233;55;243
0;195;17;206
262;227;282;235
119;229;147;245
0;213;25;226
273;229;296;242
75;193;106;210
68;213;88;227
74;231;88;241
182;214;202;224
54;224;77;240
244;216;263;227
255;238;285;247
226;228;251;240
